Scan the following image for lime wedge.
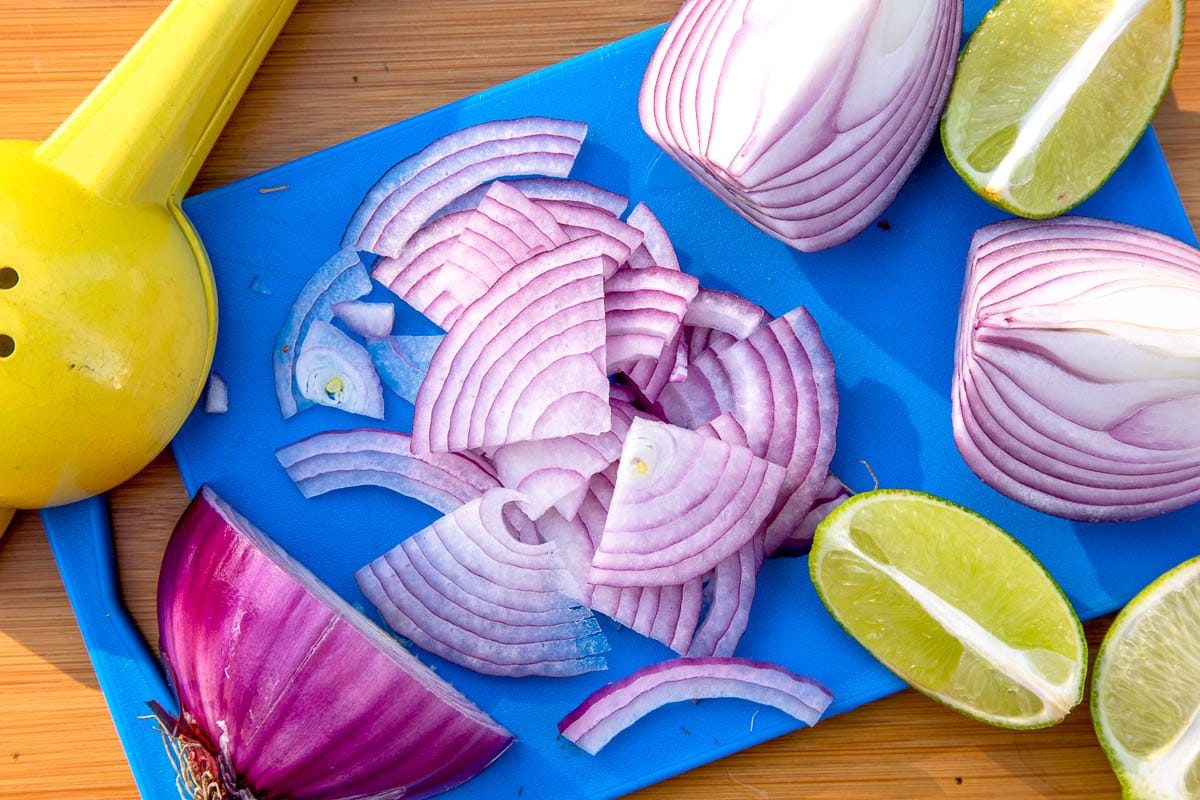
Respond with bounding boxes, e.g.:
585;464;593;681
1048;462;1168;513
809;489;1086;728
1092;556;1200;799
941;0;1184;218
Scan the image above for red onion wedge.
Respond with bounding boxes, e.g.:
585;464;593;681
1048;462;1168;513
639;0;961;252
344;117;588;257
625;202;681;270
412;237;613;454
157;487;513;800
953;217;1200;522
276;429;499;511
557;657;833;755
274;246;371;418
589;417;785;587
356;488;611;677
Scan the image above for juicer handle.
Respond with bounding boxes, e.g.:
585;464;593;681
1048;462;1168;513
36;0;298;206
41;495;180;800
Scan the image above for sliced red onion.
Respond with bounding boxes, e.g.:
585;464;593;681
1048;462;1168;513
772;472;852;555
619;328;686;408
533;198;645;260
558;656;833;755
274;246;371;418
659;307;839;555
275;429;499;511
295;320;385;420
588;579;704;655
604;266;699;374
370;210;485;330
688;538;762;658
203;372;228;414
366;334;444;405
625;202;680;270
589;417;785;587
492;398;642;519
683;288;767;340
639;0;961;251
344;117;588;257
356;488;611;677
158;487;513;800
412;237;613;454
332;300;396;340
954;217;1200;522
687;413;765;657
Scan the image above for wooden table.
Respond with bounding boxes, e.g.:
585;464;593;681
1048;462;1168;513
1;2;1197;798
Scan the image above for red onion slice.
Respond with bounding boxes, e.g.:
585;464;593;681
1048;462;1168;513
659;307;838;554
276;429;499;511
954;217;1200;521
604;266;699;374
589;417;785;587
357;488;611;677
274;246;371;418
332;300;395;340
625;202;681;270
639;0;960;251
412;237;613;454
492;398;642;519
344;117;588;257
683;288;767;340
158;487;513;800
558;656;833;755
687;538;762;658
367;334;443;405
295;320;386;420
772;472;852;555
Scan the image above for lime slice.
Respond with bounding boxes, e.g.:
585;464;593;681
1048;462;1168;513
809;489;1086;728
1092;556;1200;799
941;0;1185;218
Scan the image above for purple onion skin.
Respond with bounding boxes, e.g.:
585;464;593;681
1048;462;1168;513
157;487;513;800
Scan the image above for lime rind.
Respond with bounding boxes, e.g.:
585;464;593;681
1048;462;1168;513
810;489;1087;729
940;0;1186;219
1092;555;1200;800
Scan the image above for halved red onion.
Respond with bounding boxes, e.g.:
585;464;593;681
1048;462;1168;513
332;300;395;340
659;307;838;554
274;246;371;418
412;237;613;454
604;266;699;374
638;0;961;252
275;428;499;511
295;321;385;420
367;334;444;404
344;117;588;256
558;656;833;755
589;417;785;587
953;217;1200;522
356;488;610;677
625;202;680;270
158;487;513;800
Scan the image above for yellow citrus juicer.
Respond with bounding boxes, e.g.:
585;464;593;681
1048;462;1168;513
0;0;299;533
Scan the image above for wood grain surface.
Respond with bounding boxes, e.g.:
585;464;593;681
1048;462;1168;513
1;1;1198;798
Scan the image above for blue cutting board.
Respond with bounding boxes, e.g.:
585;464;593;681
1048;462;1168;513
153;5;1200;799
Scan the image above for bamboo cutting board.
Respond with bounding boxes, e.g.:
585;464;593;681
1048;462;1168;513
2;2;1199;798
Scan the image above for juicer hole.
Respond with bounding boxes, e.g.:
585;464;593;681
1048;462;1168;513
0;335;13;358
0;268;17;290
